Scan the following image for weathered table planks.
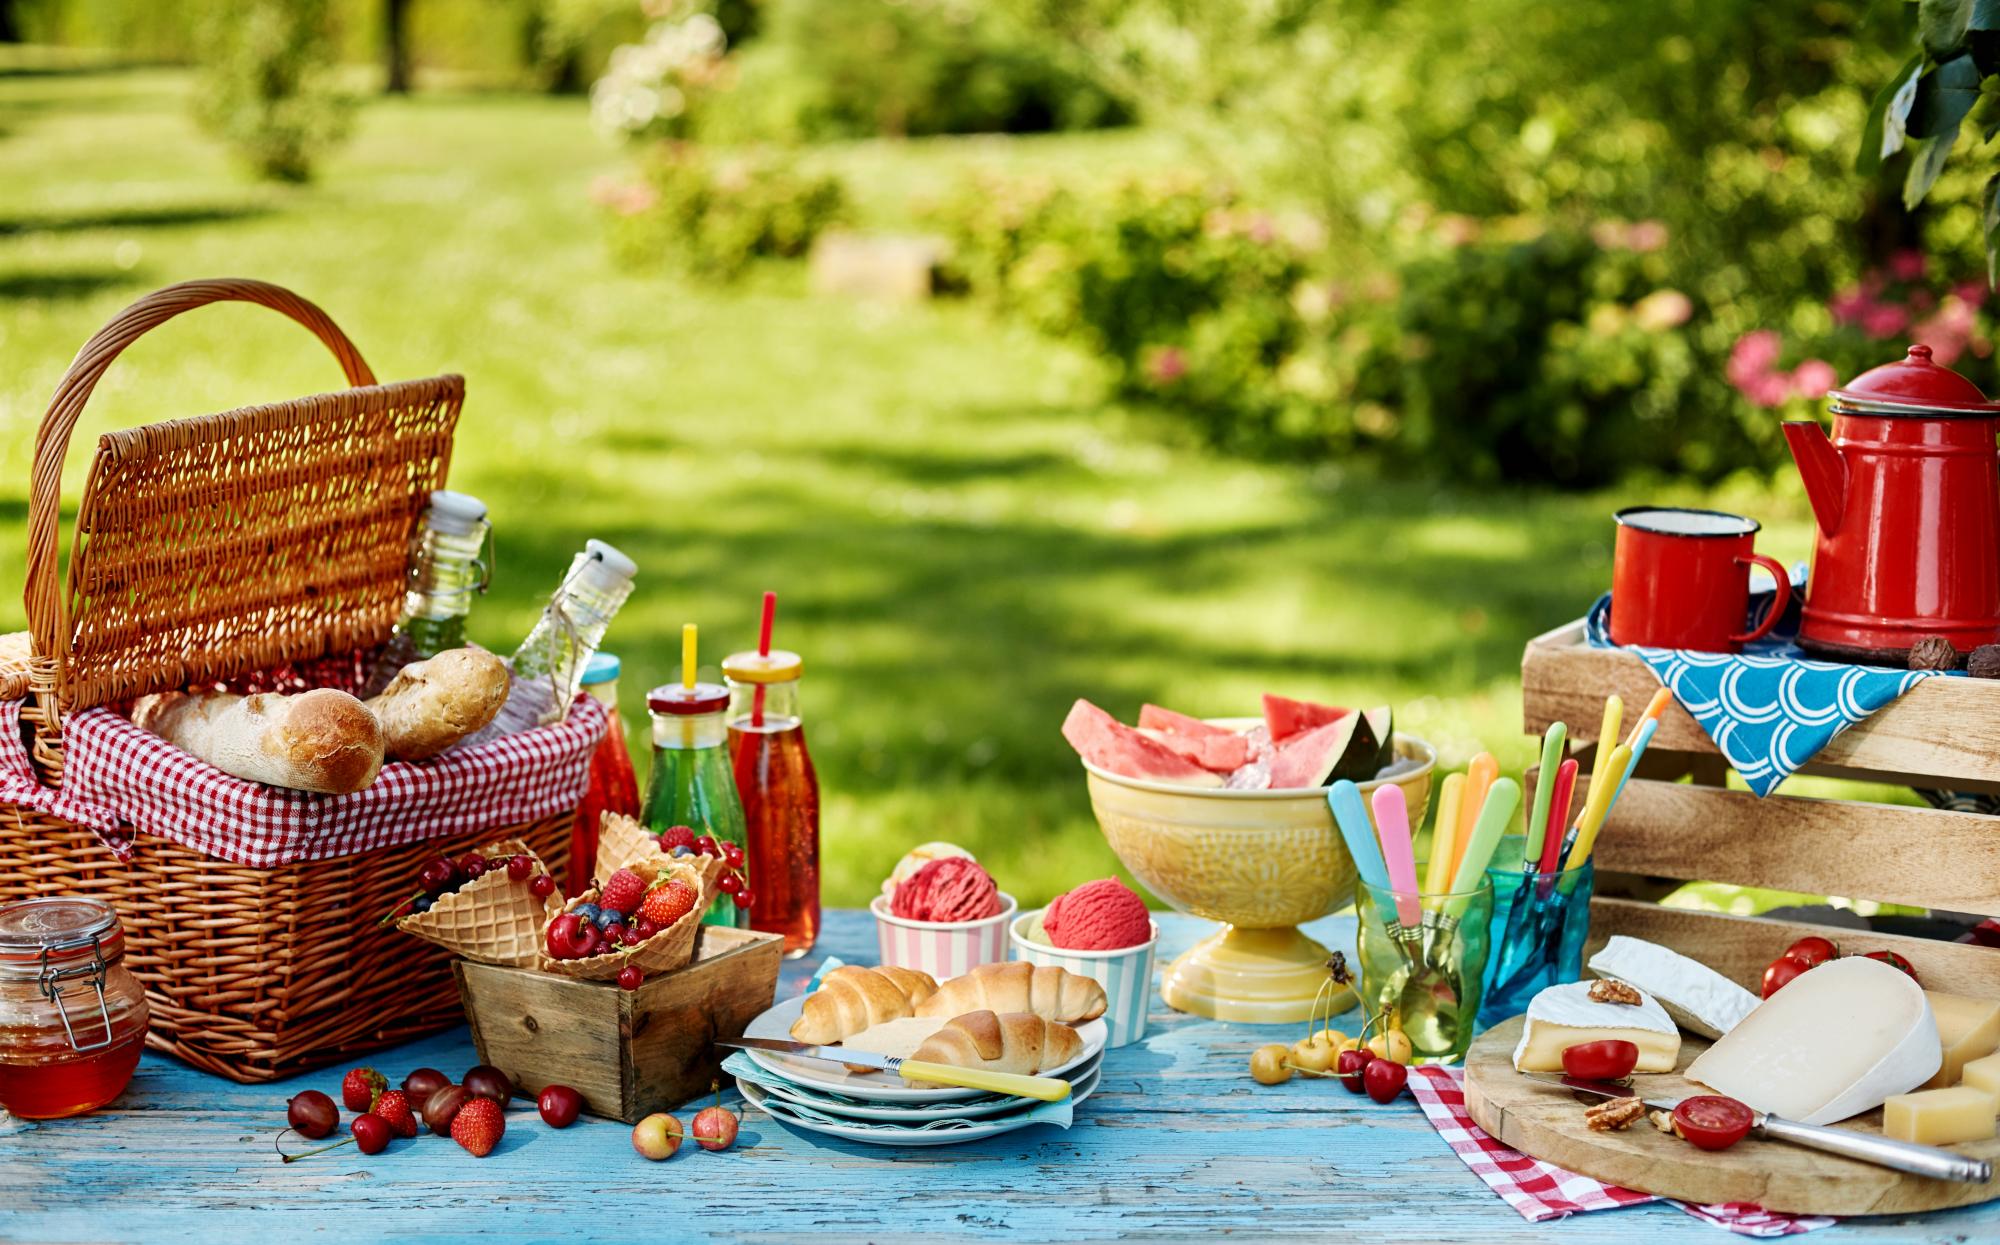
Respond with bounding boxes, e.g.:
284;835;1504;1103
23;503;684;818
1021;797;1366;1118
5;909;2000;1243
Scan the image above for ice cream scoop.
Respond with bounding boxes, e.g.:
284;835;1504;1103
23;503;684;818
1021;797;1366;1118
880;841;974;898
1042;878;1152;951
890;856;1003;923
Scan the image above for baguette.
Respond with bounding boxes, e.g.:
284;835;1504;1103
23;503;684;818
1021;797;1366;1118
915;960;1107;1024
789;965;939;1045
132;688;385;794
365;646;510;761
903;1010;1082;1081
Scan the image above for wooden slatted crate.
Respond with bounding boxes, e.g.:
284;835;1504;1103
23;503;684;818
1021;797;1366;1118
1523;619;2000;998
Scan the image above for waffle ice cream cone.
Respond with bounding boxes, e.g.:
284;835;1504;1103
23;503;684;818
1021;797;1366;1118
397;839;557;968
593;812;657;881
537;857;707;982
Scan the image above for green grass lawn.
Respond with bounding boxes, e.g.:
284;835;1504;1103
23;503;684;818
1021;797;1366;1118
0;65;1819;908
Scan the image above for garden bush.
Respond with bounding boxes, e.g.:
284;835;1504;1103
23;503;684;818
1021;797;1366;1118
598;141;847;280
191;0;352;182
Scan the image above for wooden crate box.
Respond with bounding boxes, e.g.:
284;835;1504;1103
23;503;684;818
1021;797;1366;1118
454;926;783;1123
1522;619;2000;999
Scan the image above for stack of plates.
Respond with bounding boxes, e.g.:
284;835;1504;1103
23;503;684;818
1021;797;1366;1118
731;995;1109;1147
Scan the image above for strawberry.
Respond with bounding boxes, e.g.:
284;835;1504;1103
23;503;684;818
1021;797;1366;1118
639;878;699;929
599;868;647;917
342;1067;387;1112
657;825;697;854
372;1088;419;1138
451;1095;506;1157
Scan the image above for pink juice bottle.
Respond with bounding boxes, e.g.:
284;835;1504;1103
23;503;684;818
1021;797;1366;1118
724;647;820;959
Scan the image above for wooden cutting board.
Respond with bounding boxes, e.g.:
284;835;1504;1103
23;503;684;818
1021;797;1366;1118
1462;1016;2000;1216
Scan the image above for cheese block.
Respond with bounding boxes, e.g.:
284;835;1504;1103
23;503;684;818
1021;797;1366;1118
839;1016;947;1062
1586;935;1760;1039
1921;990;2000;1090
1510;980;1679;1073
1685;956;1940;1126
1960;1051;2000;1106
1883;1086;2000;1145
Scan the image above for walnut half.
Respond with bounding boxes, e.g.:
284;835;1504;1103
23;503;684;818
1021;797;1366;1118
1585;1097;1647;1132
1588;979;1643;1006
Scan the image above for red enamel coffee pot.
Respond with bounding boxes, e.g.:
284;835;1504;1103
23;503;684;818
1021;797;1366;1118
1782;344;2000;662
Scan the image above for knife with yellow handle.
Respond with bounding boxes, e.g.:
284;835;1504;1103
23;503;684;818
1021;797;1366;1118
718;1037;1073;1102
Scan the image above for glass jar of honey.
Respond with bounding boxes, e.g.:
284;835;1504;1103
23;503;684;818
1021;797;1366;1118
0;898;149;1119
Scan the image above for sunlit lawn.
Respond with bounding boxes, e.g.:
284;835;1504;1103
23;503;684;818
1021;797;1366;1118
0;64;1816;907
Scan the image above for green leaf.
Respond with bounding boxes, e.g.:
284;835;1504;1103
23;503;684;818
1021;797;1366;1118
1859;52;1925;172
1923;0;1975;57
1906;133;1959;207
1984;173;2000;286
1973;0;2000;28
1909;52;1984;136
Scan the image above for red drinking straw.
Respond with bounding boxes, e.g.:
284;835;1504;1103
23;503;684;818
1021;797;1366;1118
751;591;776;727
1539;758;1578;876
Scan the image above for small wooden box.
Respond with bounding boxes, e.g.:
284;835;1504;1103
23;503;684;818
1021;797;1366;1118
1523;619;2000;998
453;926;783;1123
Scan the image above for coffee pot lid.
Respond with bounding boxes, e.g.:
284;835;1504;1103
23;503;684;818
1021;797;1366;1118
1828;344;1998;414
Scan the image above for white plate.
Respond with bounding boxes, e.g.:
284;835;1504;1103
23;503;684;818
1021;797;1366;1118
740;1064;1101;1147
745;1048;1105;1122
742;993;1108;1102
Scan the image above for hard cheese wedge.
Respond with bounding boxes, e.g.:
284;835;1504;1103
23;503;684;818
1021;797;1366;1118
1586;935;1760;1040
1921;990;2000;1090
1883;1086;2000;1145
1961;1051;2000;1106
1510;980;1679;1073
1685;956;1940;1126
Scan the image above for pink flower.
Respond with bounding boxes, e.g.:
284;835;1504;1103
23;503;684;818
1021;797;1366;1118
1727;330;1782;388
1859;302;1911;340
1829;286;1872;326
1627;220;1669;253
1889;249;1928;282
1792;359;1838;399
1742;373;1794;408
1146;346;1187;385
1956;281;1989;309
1632;289;1693;331
1914;296;1978;365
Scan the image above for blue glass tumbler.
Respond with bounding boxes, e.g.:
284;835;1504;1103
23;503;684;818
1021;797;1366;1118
1477;858;1595;1029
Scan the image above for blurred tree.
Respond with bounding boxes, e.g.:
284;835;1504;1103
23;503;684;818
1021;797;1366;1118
193;0;353;181
0;1;19;42
384;0;413;90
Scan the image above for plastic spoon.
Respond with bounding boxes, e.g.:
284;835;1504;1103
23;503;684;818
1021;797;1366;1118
1586;695;1623;796
1522;722;1566;868
1451;752;1499;879
1609;718;1658;810
1423;773;1465;910
1446;777;1520;920
1328;781;1389;891
1371;783;1422;929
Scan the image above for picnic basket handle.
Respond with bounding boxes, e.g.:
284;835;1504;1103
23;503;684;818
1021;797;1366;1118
23;278;378;755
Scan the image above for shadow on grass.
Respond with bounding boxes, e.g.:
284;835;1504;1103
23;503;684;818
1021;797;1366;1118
0;269;141;300
0;204;270;236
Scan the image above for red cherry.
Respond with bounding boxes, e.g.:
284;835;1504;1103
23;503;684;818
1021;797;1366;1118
351;1113;393;1155
718;872;742;896
463;857;488;880
618;965;644;990
538;1085;584;1129
635;919;660;940
696;836;720;857
621;927;642;946
457;852;486;876
1336;1048;1374;1093
530;874;556;899
733;888;755;909
418;857;456;897
1362;1057;1409;1103
723;843;745;869
506;855;533;882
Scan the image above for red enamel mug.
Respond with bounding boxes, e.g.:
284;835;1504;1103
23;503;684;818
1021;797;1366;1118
1610;507;1792;652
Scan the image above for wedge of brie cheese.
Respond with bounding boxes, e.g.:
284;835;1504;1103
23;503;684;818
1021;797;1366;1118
1510;980;1680;1073
1685;956;1940;1126
1586;935;1760;1039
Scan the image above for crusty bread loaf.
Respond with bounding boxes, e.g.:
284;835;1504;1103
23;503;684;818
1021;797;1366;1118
903;1010;1082;1081
790;965;940;1045
915;960;1107;1024
364;646;510;761
132;687;385;794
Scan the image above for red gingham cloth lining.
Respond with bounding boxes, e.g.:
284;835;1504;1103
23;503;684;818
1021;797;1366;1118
1409;1065;1836;1236
0;694;606;868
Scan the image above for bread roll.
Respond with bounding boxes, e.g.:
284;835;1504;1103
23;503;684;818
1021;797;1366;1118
365;647;510;761
903;1010;1082;1081
790;965;939;1045
132;688;385;794
916;960;1107;1024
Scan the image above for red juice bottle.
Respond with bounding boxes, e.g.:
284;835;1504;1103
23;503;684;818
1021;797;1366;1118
570;652;640;895
723;648;819;958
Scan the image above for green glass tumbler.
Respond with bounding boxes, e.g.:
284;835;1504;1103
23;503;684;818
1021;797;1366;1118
1353;877;1494;1066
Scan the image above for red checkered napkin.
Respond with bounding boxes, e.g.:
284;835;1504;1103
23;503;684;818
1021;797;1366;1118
1409;1066;1836;1236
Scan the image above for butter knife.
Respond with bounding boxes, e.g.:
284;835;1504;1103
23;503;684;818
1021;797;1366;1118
1527;1074;1991;1184
718;1037;1072;1102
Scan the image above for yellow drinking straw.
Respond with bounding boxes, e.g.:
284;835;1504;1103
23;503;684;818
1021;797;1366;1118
682;622;698;690
1422;773;1465;908
1452;752;1498;879
1587;695;1623;795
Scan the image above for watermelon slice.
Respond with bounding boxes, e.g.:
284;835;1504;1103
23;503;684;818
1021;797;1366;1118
1142;728;1252;774
1062;700;1224;788
1266;712;1383;789
1138;704;1236;740
1363;705;1394;770
1261;694;1352;744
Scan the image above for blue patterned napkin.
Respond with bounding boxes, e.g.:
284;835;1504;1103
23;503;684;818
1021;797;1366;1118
1585;592;1953;797
722;1052;1076;1132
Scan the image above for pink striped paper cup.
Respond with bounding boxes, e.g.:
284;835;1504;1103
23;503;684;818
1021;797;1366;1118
1009;909;1158;1049
870;892;1017;980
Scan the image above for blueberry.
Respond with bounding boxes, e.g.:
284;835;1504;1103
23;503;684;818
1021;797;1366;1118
593;909;623;931
413;896;434;914
574;903;601;923
671;846;692;858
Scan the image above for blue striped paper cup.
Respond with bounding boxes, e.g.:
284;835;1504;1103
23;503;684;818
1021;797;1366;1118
1009;909;1158;1048
870;892;1017;981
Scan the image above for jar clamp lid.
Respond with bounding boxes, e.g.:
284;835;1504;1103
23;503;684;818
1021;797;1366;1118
0;897;123;1052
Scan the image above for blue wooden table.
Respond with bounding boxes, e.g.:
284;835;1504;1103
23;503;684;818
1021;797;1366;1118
2;909;1995;1243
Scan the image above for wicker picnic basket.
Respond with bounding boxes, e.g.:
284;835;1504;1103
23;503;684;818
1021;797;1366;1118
0;278;581;1082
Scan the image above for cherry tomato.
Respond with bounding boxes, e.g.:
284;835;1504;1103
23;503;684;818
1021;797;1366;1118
1672;1094;1755;1151
1761;953;1813;998
1861;950;1920;984
1561;1039;1640;1081
1783;935;1837;968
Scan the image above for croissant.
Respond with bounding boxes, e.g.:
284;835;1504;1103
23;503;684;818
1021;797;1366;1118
790;965;939;1044
915;960;1107;1024
903;1010;1083;1081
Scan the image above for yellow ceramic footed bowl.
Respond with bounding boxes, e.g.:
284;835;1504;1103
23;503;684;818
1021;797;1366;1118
1083;730;1437;929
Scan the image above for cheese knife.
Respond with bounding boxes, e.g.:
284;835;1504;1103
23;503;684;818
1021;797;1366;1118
718;1038;1072;1102
1527;1074;1992;1183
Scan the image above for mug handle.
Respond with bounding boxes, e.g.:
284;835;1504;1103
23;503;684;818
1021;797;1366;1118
1730;553;1793;644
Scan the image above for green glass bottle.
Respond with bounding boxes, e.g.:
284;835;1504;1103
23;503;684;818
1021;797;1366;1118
642;678;750;928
